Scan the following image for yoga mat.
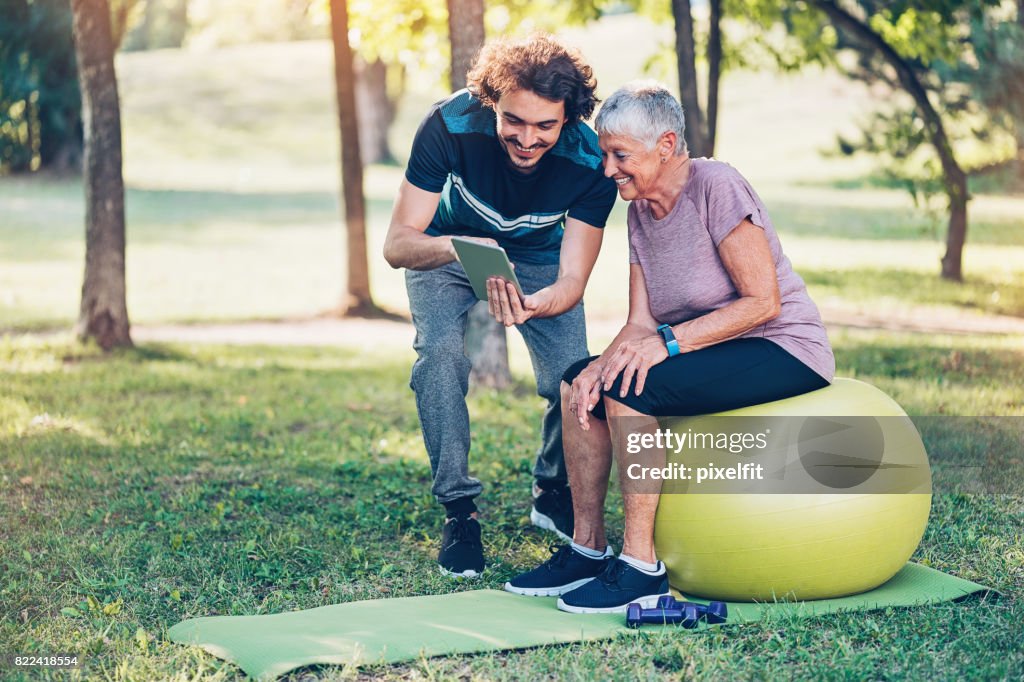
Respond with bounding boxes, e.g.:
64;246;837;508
168;563;991;680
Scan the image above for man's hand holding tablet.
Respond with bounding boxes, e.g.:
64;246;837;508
451;236;551;327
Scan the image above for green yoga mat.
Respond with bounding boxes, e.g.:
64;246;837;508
168;563;990;680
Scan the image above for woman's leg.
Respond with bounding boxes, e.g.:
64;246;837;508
605;396;661;564
559;380;613;551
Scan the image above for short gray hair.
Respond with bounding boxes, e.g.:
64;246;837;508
595;81;688;156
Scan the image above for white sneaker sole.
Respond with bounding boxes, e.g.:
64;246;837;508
438;565;483;579
555;592;670;614
530;508;572;543
503;576;594;597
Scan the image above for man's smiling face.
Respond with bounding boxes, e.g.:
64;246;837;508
494;89;568;173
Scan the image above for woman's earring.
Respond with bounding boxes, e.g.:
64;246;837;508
661;157;667;163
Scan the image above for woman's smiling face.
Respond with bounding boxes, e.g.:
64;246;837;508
598;133;666;201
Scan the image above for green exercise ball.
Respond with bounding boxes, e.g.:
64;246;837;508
653;379;932;602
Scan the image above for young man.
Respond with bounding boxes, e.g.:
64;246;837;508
383;34;617;577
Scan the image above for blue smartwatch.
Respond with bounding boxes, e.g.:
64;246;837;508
657;323;681;357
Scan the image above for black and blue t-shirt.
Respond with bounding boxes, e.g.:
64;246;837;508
405;90;617;265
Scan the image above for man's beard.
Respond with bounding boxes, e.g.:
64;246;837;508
501;136;549;169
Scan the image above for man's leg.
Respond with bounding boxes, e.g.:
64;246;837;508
406;263;482;507
514;262;590;538
406;263;486;576
503;377;616;597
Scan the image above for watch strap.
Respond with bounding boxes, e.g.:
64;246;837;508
657;323;681;357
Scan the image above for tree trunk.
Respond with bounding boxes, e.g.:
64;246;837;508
1018;0;1024;179
706;0;722;156
447;0;510;389
166;0;188;48
671;0;708;158
355;58;395;165
447;0;485;90
941;172;968;281
330;0;377;315
71;0;131;350
814;0;970;281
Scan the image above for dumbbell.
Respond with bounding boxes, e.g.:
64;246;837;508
654;595;728;624
626;602;701;629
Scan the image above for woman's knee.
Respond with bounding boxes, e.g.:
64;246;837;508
560;380;573;403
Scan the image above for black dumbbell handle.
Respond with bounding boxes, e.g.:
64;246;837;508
655;596;728;624
626;603;700;629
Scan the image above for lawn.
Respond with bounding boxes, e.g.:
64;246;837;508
1;333;1022;681
1;10;1023;681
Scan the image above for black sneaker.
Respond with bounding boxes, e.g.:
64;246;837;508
504;544;613;597
530;483;574;542
556;558;671;614
438;516;485;578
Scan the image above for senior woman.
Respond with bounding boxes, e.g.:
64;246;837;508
501;82;835;613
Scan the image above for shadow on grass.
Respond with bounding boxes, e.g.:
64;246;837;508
802;267;1024;318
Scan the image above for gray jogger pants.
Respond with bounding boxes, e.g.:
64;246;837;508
405;260;589;508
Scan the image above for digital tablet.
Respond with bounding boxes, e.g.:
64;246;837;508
451;237;524;301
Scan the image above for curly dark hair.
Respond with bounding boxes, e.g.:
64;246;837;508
466;33;599;123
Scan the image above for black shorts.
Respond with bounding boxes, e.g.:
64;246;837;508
562;337;828;420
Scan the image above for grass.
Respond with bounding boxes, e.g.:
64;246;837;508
1;10;1023;680
0;332;1022;680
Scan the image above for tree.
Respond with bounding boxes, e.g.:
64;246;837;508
71;0;131;349
740;0;1010;281
671;0;709;157
329;0;379;315
626;0;724;157
812;0;970;280
355;57;397;164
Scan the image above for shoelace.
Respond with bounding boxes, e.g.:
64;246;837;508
545;544;574;570
445;517;481;549
596;558;628;586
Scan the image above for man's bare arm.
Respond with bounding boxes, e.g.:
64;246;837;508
382;179;460;271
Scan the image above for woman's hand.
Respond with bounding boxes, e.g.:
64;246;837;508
602;335;669;398
569;360;606;431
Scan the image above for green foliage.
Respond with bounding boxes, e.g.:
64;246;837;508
305;0;607;90
741;0;1018;206
0;0;147;174
0;0;81;174
944;9;1024;162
